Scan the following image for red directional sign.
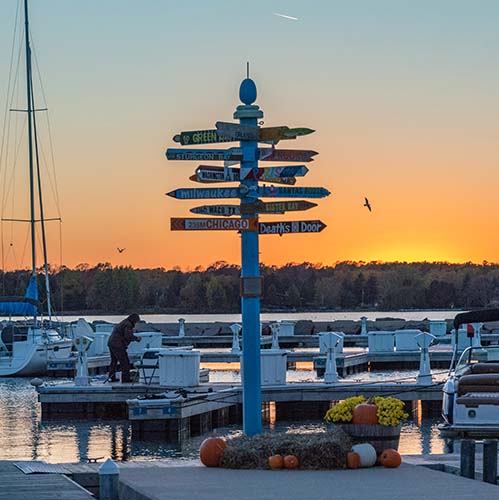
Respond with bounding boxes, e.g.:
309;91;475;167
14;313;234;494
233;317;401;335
258;220;326;235
171;217;258;231
259;149;317;162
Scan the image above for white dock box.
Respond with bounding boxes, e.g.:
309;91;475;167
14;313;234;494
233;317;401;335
88;332;110;356
127;332;163;356
278;321;296;336
394;329;421;351
429;321;447;337
261;350;287;385
368;331;394;352
95;323;114;333
318;332;345;353
158;349;200;387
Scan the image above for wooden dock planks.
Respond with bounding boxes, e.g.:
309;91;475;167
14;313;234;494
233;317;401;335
0;461;94;500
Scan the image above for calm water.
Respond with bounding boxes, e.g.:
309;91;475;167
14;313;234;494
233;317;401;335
0;375;452;463
12;310;462;324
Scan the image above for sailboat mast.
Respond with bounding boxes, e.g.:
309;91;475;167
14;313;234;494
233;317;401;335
24;0;37;324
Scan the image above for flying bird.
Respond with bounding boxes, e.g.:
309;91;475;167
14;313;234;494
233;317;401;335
273;12;299;21
117;247;126;253
364;197;372;212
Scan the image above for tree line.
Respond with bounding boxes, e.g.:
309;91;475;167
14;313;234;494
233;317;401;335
2;260;499;314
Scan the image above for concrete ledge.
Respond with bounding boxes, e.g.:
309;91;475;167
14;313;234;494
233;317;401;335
118;463;499;500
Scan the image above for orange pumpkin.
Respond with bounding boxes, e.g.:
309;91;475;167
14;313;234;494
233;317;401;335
283;455;299;469
379;449;402;468
268;455;284;470
199;437;227;467
346;451;361;469
352;403;379;425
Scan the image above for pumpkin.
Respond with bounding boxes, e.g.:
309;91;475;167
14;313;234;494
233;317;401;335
380;449;402;468
268;455;284;470
352;403;379;425
199;437;227;467
352;443;377;467
346;451;361;469
283;455;299;469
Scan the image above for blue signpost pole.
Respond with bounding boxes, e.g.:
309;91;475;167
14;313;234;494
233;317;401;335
234;77;263;435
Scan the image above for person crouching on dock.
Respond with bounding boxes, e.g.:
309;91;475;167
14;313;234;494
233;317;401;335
107;313;141;383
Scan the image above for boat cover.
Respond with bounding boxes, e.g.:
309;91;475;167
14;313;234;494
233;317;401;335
453;308;499;330
0;275;38;316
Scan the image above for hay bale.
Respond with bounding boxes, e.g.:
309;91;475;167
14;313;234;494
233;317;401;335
220;427;352;470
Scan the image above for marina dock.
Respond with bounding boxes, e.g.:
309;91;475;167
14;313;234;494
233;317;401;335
0;461;93;500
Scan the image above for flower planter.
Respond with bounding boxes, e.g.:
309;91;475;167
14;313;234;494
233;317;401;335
333;423;401;454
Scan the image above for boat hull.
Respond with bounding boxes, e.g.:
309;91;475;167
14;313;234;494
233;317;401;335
0;340;72;377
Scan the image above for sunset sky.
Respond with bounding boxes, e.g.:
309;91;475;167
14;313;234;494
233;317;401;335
1;0;499;270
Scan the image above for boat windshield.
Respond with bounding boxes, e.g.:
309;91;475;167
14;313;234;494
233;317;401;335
455;346;499;376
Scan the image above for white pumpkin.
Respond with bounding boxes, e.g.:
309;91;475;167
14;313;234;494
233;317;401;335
352;443;377;467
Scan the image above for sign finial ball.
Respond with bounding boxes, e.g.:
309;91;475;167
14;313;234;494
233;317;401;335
239;78;257;105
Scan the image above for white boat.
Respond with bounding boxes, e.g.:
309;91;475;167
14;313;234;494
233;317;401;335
0;0;72;376
441;309;499;434
0;324;72;376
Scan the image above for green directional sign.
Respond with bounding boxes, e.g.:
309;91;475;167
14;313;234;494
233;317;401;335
173;129;233;146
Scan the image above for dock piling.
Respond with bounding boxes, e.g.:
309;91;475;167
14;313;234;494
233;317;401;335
460;439;475;479
99;458;119;500
483;440;498;485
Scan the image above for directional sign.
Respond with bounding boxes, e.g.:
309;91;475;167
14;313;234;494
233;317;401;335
171;217;258;231
241;200;317;215
166;148;317;163
258;186;330;199
259;220;326;235
215;122;259;141
167;186;330;200
241;165;308;181
173;129;233;146
216;122;314;144
166;148;242;162
167;187;241;199
190;205;240;217
259;126;314;143
190;166;296;185
259;149;317;162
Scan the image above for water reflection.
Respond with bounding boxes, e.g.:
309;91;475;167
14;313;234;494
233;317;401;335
0;378;454;463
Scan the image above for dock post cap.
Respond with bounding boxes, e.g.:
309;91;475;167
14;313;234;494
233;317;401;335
99;458;119;475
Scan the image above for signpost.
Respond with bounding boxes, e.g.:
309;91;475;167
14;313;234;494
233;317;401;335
190;205;240;216
259;220;326;235
171;217;257;231
165;74;330;437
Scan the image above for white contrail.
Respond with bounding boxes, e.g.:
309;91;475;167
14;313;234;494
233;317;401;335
273;12;299;21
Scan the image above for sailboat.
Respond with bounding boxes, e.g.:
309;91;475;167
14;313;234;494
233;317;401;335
0;0;72;376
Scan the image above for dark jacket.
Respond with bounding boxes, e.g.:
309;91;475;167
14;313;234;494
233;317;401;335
108;318;139;349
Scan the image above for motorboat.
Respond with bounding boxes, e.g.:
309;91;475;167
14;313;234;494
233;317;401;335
441;309;499;434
